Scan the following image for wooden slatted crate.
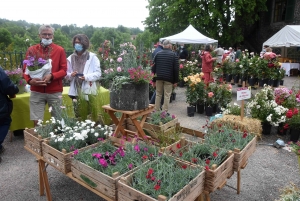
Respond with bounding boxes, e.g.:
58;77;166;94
24;128;45;156
118;159;205;201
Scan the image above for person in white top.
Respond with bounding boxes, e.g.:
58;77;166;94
65;34;101;101
213;46;224;64
228;47;235;62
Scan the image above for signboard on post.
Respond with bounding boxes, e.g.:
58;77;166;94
237;87;251;101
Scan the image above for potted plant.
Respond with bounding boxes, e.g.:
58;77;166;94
246;85;288;135
184;73;205;117
285;108;300;142
4;68;27;94
221;103;241;115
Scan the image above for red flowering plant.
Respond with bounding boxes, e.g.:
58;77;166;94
285;108;300;130
130;155;202;199
73;137;159;177
204;123;256;152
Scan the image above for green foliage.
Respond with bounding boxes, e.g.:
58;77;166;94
0;28;13;50
148;111;175;125
145;0;267;47
275;183;300;201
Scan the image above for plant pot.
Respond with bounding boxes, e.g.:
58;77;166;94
233;75;240;83
172;92;176;100
277;123;287;136
267;79;274;87
248;77;255;87
17;85;26;94
187;105;195;117
262;122;272;135
280;79;284;85
212;104;217;113
226;74;232;83
273;79;279;87
178;80;185;88
290;128;300;142
205;105;213;116
110;82;149;111
196;103;205;114
259;78;268;87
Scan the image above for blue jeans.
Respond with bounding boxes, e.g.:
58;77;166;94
0;118;11;148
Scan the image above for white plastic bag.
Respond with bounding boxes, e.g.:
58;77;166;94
25;59;52;80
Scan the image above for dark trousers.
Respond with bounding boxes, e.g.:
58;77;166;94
0;118;11;148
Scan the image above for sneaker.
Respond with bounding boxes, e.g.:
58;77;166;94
0;146;5;154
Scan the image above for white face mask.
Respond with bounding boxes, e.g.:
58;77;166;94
41;38;52;46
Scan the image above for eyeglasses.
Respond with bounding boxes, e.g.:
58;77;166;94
41;33;53;37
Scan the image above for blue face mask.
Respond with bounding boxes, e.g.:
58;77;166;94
75;43;83;52
41;38;52;46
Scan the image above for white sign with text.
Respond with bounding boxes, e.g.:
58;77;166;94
237;87;251;101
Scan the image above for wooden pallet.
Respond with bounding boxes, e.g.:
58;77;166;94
42;140;99;174
118;160;205;201
24;128;45;156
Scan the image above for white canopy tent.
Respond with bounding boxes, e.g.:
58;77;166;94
160;25;218;44
263;25;300;47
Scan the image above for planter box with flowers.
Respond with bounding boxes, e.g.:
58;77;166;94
118;155;205;201
71;139;160;200
24;128;44;156
204;123;257;172
42;120;112;174
162;137;234;194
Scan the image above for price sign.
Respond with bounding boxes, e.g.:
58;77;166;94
237;87;251;101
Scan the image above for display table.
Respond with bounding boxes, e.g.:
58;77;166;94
10;87;72;131
102;104;155;140
281;63;300;76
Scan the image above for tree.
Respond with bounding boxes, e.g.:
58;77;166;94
53;29;73;51
0;28;13;49
145;0;267;47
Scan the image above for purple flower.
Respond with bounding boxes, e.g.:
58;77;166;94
128;163;133;169
143;147;148;152
134;145;140;152
99;158;108;167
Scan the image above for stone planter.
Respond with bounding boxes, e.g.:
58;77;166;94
110;82;149;111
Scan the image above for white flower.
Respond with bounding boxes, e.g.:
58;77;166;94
94;133;99;137
58;137;64;142
239;65;243;68
91;128;95;133
256;105;261;109
48;106;52;113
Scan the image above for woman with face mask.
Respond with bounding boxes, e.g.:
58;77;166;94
65;34;101;104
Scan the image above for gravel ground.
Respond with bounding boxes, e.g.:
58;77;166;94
1;76;300;201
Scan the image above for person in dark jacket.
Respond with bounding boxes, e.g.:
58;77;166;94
152;40;179;112
0;66;19;163
178;44;189;60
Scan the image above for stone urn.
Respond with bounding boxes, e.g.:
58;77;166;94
110;82;149;111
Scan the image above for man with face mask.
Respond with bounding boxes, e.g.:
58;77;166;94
23;24;67;127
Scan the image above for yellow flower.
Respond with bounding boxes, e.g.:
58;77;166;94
184;77;188;82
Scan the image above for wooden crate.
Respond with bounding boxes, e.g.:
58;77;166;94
24;128;44;156
42;141;98;174
126;118;178;139
71;159;133;201
118;160;205;201
204;152;234;193
233;136;257;171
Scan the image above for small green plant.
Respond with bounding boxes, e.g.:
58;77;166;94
155;126;182;148
148;111;176;125
275;183;300;201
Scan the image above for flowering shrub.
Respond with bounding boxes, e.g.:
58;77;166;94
184;73;205;104
285;108;300;130
73;139;159;177
128;66;154;84
274;87;297;109
148;111;176;125
221;102;241;115
131;155;201;199
5;68;26;86
246;85;288;126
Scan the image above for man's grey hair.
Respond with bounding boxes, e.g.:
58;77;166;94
163;40;172;47
38;24;55;34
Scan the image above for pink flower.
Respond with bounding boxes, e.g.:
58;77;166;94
73;149;79;155
117;67;122;72
117;57;122;62
171;114;176;119
134;145;140;152
128;163;133;169
99;158;108;167
92;153;102;158
235;59;239;62
180;64;184;69
208;92;214;98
